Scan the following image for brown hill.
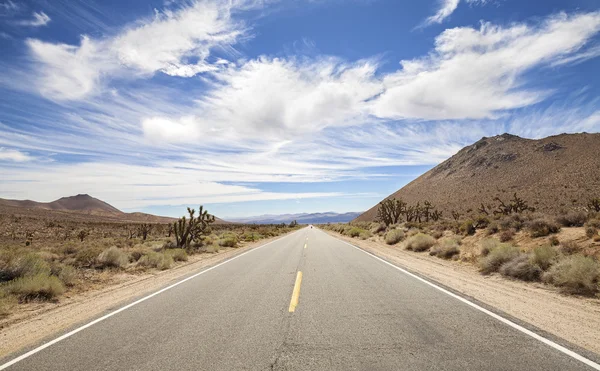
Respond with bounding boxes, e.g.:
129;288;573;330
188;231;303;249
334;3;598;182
355;133;600;222
0;194;176;224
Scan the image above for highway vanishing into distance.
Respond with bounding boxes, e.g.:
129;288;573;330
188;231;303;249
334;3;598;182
2;227;599;370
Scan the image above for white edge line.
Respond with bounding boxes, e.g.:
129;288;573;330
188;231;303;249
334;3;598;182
326;231;600;371
0;229;306;370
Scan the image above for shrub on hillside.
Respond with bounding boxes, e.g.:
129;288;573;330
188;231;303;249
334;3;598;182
347;227;364;238
358;230;373;240
499;229;515;242
97;247;129;269
384;230;404;245
586;227;598;239
556;212;587;227
499;254;542;281
75;247;104;267
404;233;436;252
486;222;499;235
479;244;520;274
430;238;460;259
370;223;386;234
218;235;238;248
525;219;561;238
57;265;78;286
559;241;580;255
543;255;600;296
531;245;558;271
5;274;65;302
459;220;476;236
499;214;526;231
548;235;560;246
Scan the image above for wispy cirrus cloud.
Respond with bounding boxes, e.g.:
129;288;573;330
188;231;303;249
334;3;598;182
0;147;33;162
421;0;492;27
18;11;50;27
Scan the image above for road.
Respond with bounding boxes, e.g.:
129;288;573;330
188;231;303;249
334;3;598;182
2;227;598;370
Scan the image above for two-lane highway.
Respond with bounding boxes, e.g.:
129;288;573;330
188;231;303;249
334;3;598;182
2;227;599;370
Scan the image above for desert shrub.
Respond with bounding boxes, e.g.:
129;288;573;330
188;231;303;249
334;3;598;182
459;220;476;236
556;212;587;227
57;265;77;286
201;245;220;254
486;222;499;235
0;253;51;281
4;274;65;301
430;230;444;239
404;233;436;252
499;254;542;281
479;244;520;274
586;227;598;239
162;240;177;249
430;238;460;259
243;232;262;242
480;239;500;256
218;236;238;248
384;230;404;245
97;247;129;269
548;235;560;246
0;292;16;317
129;247;147;262
474;216;490;229
499;214;526;231
543;255;600;295
75;247;104;267
499;229;515;242
531;245;558;271
167;248;188;262
525;218;561;238
58;243;79;255
559;241;580;255
370;223;386;234
358;230;372;240
137;252;173;270
586;218;600;229
347;227;364;238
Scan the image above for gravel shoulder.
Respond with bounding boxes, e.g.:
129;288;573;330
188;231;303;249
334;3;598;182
0;234;288;359
324;230;600;355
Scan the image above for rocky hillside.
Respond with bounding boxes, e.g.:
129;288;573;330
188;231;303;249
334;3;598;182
355;133;600;222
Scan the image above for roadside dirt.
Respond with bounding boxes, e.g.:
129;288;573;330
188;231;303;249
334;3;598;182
0;234;286;359
325;231;600;355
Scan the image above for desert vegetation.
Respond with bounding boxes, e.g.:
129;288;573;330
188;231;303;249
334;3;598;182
0;206;300;319
321;194;600;297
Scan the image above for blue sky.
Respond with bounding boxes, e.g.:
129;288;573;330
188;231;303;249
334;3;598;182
0;0;599;219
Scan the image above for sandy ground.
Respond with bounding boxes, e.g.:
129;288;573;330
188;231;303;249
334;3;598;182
325;231;600;356
0;234;288;359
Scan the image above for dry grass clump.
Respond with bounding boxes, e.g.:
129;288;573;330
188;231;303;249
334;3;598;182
531;245;558;271
430;238;460;259
525;218;561;238
97;247;129;269
75;247;104;267
166;248;188;262
499;254;542;281
479;243;520;274
559;241;580;255
0;252;51;281
218;234;238;248
486;222;499;235
556;212;587;227
57;265;78;286
498;214;526;231
499;229;515;242
4;274;65;302
347;227;364;238
548;235;560;246
384;229;404;245
543;255;600;296
459;220;476;236
137;252;173;270
370;223;386;234
404;233;436;252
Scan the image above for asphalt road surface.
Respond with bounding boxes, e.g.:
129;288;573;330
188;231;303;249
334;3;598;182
2;227;599;370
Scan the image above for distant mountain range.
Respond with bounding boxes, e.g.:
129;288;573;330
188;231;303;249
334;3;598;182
229;212;363;225
0;194;226;224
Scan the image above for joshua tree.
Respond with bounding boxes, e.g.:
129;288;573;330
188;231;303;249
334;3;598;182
77;229;88;242
493;193;534;215
588;198;600;212
451;210;461;221
138;223;152;241
173;206;215;248
377;198;407;226
289;220;298;227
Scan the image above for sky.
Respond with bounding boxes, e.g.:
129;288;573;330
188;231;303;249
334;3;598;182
0;0;599;219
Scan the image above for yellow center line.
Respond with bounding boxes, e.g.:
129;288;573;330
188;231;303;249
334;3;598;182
288;271;303;313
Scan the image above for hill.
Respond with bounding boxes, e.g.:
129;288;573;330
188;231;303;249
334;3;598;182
0;194;175;224
229;212;362;225
355;133;600;222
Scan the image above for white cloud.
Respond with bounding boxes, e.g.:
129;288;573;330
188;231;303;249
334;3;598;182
19;11;51;27
0;148;33;162
424;0;460;26
25;0;256;100
142;57;383;142
373;12;600;120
